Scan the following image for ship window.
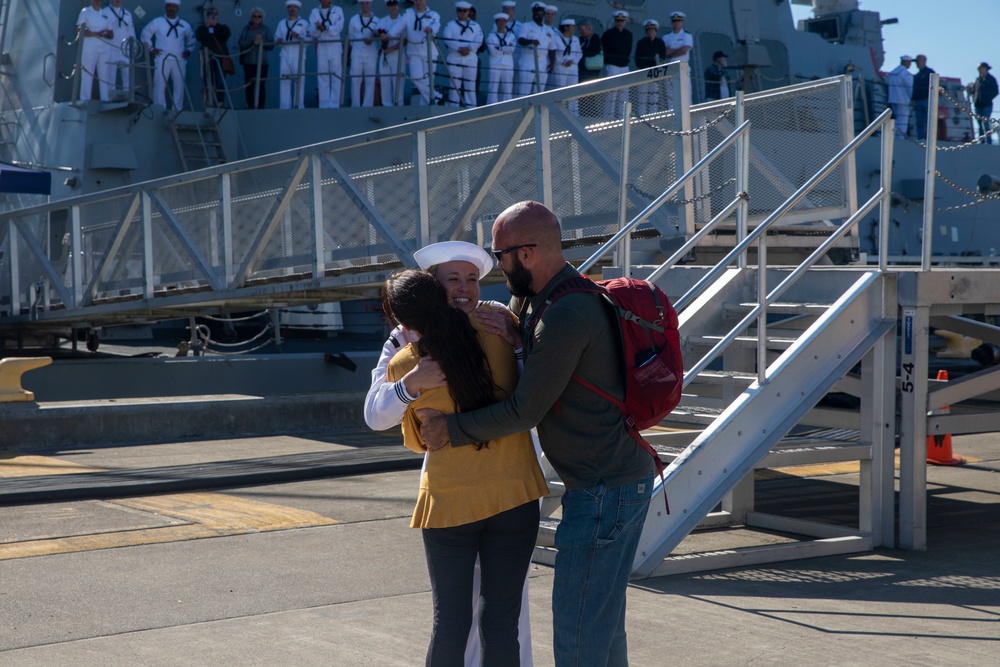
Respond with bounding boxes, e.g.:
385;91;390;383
803;17;842;43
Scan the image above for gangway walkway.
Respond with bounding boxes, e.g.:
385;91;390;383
0;66;856;330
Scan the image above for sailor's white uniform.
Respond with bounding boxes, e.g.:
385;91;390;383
378;12;406;106
102;5;136;98
140;14;196;111
309;4;345;108
348;12;381;107
550;33;581;89
387;7;441;105
486;29;515;104
77;5;113;101
514;21;550;96
887;64;914;138
442;18;484;107
275;16;311;109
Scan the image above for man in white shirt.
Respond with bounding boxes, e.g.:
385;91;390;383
348;0;381;107
486;13;516;104
661;10;692;63
103;0;136;100
515;2;550;96
77;0;113;102
442;1;483;107
310;0;345;108
542;4;558;90
887;55;914;138
387;0;441;105
140;0;196;111
274;0;311;109
500;1;521;94
378;0;406;106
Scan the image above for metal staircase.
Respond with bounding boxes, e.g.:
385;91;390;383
167;110;228;171
630;267;896;577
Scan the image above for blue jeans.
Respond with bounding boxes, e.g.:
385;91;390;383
914;99;929;140
976;104;994;144
552;474;654;667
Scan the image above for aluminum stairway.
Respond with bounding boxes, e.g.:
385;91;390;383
632;267;896;578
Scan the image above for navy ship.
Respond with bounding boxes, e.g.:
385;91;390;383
0;0;996;341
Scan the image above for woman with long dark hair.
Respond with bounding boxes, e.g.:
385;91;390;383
383;269;547;666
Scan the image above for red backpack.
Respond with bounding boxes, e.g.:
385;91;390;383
524;275;683;510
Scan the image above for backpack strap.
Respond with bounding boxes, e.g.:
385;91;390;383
525;274;670;513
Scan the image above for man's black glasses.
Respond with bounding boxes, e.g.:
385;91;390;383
492;243;537;260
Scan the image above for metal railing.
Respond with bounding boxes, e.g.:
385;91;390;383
581;97;895;386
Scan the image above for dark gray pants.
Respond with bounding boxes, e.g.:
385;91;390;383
422;500;540;667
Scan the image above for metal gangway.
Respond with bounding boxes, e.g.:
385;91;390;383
0;65;854;330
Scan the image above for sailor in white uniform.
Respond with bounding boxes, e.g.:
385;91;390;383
499;1;520;96
76;0;113;101
309;0;345;108
542;4;559;90
275;0;311;109
140;0;195;111
442;2;484;107
887;55;914;138
363;240;545;667
515;2;550;96
486;13;515;104
386;0;441;105
378;0;406;106
348;0;381;107
550;18;581;112
102;0;136;100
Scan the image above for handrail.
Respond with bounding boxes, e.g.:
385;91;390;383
679;109;895;386
577;119;751;274
673;108;893;313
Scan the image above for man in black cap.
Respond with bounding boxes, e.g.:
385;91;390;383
969;62;998;144
704;50;730;101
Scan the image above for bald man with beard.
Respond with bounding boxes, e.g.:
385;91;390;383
418;201;655;665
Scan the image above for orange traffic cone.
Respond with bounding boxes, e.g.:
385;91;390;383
927;370;965;466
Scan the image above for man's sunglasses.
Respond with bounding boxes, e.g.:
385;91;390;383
492;243;537;260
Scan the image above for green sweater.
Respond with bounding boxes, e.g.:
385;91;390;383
447;263;654;489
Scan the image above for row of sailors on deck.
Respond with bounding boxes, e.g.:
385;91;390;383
77;0;677;113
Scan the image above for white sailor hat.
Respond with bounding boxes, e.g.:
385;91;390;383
644;19;659;29
494;12;509;21
612;10;628;19
530;2;546;11
455;1;472;9
285;0;302;7
559;18;575;27
501;1;516;7
413;241;494;279
670;11;686;20
900;55;913;61
164;0;181;5
545;4;557;12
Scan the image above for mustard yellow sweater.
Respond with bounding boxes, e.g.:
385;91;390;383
387;313;548;529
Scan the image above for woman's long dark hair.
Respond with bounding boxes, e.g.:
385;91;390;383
382;270;499;422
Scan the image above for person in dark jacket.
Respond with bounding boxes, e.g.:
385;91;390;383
237;6;274;109
577;19;600;82
704;50;730;101
601;10;632;118
195;8;232;107
969;62;998;144
911;54;935;140
633;19;665;115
